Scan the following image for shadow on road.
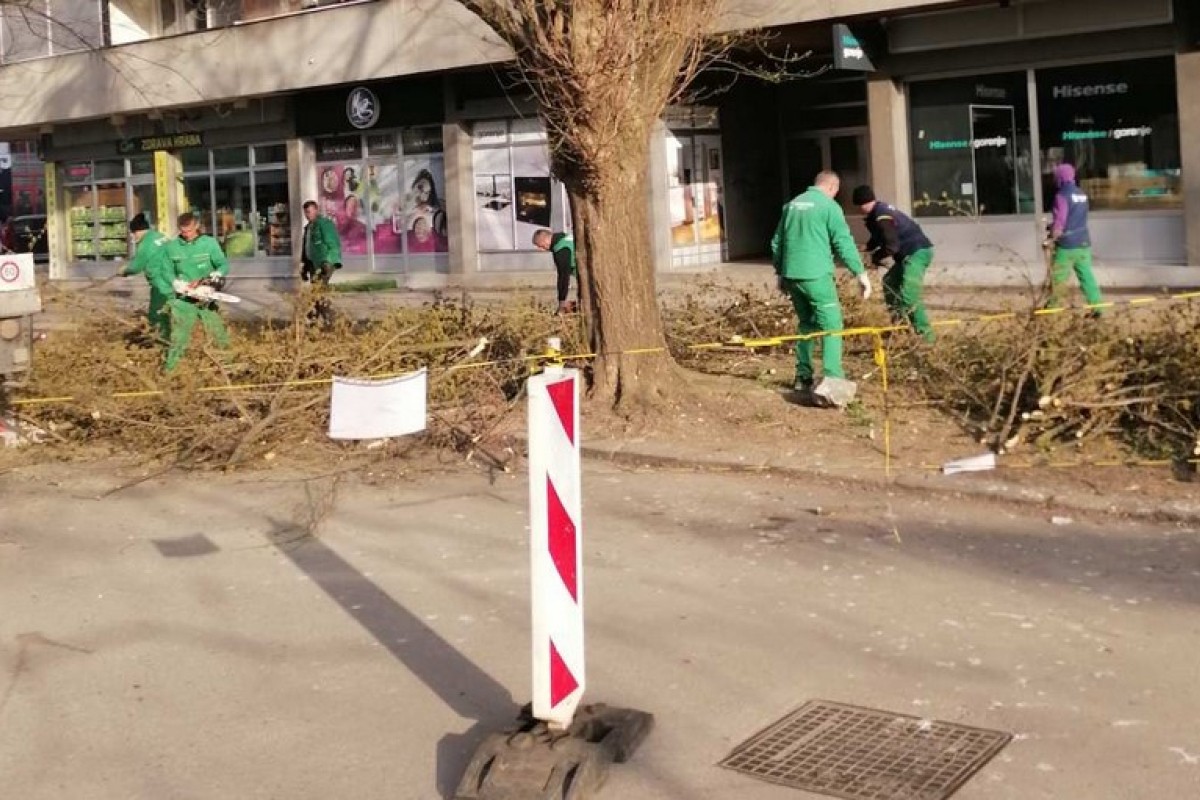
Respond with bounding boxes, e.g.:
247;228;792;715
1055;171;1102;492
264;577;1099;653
273;525;518;798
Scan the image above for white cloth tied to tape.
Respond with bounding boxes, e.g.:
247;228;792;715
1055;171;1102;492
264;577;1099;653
328;369;428;440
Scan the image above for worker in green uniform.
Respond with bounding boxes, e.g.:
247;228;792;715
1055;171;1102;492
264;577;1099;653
533;228;578;314
770;171;871;408
852;185;936;342
162;212;230;372
300;200;342;325
117;212;172;343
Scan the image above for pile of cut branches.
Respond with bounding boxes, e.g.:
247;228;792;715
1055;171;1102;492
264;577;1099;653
10;290;586;469
902;303;1200;461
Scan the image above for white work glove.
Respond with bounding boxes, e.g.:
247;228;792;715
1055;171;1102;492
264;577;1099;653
172;278;189;295
857;273;872;301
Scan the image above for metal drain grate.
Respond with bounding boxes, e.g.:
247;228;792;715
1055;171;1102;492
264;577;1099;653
719;700;1012;800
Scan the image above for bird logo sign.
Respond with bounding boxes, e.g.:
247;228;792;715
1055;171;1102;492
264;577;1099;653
346;86;380;130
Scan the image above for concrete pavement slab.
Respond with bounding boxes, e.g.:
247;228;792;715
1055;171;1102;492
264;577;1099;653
2;462;1199;799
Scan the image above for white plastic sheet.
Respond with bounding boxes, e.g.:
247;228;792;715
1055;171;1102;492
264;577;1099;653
328;369;427;440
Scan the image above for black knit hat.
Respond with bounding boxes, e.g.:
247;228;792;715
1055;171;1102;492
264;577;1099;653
129;213;150;232
851;185;875;206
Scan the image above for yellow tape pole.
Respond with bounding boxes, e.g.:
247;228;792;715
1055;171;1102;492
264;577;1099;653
872;331;892;480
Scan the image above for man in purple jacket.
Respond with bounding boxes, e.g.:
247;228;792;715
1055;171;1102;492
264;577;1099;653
1046;163;1105;314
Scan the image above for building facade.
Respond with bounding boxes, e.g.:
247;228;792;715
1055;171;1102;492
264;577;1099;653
0;0;1195;287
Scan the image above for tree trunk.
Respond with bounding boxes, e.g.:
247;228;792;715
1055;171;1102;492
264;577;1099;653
565;145;673;407
452;0;724;408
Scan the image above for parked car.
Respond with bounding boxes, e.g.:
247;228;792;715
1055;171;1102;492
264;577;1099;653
1;214;48;264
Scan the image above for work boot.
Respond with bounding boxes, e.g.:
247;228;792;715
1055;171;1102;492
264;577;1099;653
812;376;858;409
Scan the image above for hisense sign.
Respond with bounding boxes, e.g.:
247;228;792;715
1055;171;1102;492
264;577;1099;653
1051;82;1129;100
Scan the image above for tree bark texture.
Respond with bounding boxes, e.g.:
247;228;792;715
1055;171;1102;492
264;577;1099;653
564;147;671;405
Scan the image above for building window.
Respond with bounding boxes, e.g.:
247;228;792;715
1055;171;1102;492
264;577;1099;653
3;141;46;218
182;144;292;258
0;1;104;62
471;119;558;252
909;72;1034;217
667;130;724;249
1036;57;1181;212
62;157;154;261
314;127;449;263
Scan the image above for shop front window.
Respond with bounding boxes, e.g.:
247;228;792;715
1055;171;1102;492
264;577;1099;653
667;130;725;247
1036;57;1181;212
909;72;1034;217
314;128;449;264
62;158;154;262
181;144;291;258
471;119;557;252
7;140;46;219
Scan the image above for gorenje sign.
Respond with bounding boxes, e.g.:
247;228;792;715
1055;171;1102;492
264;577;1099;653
832;24;875;72
1051;82;1129;99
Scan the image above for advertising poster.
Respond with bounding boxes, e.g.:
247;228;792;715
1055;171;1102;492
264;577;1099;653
510;144;552;249
367;163;403;255
473;147;513;251
317;162;367;255
402;155;449;254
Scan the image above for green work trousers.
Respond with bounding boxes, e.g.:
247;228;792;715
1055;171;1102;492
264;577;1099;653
785;275;845;383
1049;246;1104;311
882;247;935;342
147;288;172;343
165;298;230;372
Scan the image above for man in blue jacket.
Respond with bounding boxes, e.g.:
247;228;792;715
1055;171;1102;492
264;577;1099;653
1046;163;1104;314
853;185;936;342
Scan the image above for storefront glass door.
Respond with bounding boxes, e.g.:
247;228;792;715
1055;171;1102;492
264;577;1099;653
969;104;1020;215
786;131;870;235
667;131;726;265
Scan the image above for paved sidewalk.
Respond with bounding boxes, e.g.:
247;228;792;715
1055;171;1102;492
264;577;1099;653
3;461;1199;799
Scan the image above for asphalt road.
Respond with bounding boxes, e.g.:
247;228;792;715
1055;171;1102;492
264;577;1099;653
2;461;1198;799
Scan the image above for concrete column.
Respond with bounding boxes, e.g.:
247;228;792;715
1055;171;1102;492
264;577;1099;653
866;74;912;210
646;120;673;273
287;138;310;278
1176;51;1200;267
44;162;64;281
443;121;478;280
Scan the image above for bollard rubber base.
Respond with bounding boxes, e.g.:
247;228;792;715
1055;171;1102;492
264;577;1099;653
454;702;654;800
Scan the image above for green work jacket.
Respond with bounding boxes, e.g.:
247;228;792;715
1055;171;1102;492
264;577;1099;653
770;186;865;280
124;230;171;288
164;235;229;292
304;215;342;267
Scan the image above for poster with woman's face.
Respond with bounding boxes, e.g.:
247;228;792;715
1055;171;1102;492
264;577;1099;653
403;155;449;254
318;163;367;255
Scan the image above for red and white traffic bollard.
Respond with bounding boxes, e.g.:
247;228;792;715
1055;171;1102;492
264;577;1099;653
454;346;652;800
527;361;585;729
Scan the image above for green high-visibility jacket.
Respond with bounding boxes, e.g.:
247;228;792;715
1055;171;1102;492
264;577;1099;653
124;229;170;281
551;232;576;276
304;214;342;267
165;234;229;286
770;186;865;280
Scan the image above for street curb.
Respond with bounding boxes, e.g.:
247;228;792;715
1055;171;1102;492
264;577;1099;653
579;442;1200;526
